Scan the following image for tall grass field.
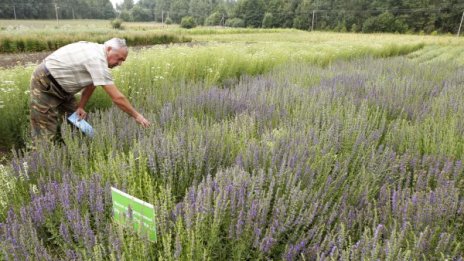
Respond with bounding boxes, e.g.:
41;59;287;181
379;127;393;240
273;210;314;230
1;21;464;260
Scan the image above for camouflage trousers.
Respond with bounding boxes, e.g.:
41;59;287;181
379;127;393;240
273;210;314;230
30;63;77;143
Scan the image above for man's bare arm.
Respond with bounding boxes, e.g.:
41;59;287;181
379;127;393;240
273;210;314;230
76;85;96;119
103;84;150;127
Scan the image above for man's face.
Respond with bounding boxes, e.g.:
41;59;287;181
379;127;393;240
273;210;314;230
106;47;128;68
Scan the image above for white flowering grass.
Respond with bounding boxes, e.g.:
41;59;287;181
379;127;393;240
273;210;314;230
0;164;15;215
0;66;34;148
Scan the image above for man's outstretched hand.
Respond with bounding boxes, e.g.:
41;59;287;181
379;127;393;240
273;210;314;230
135;114;151;128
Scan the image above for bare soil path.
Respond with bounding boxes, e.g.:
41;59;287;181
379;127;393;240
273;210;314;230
0;51;51;68
0;43;203;68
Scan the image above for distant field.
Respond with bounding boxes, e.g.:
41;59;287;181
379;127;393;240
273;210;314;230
1;21;464;260
0;20;190;53
0;19;173;30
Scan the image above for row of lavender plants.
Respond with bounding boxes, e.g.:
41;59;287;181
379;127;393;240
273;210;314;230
0;40;423;148
1;56;463;259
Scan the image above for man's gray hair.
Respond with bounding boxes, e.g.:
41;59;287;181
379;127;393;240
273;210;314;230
104;38;127;50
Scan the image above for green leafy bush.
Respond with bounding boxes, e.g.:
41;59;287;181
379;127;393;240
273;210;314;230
181;16;196;29
225;18;245;28
111;19;124;30
205;12;222;26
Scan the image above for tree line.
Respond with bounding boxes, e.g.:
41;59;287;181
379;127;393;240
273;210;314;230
0;0;115;19
0;0;463;33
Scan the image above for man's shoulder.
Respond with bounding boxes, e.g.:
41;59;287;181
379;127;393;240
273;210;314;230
46;41;106;68
71;42;106;61
51;41;103;56
75;41;104;52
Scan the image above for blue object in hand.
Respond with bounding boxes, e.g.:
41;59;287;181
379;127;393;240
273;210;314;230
67;112;95;138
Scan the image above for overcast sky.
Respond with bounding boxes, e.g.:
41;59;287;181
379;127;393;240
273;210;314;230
110;0;140;8
110;0;123;8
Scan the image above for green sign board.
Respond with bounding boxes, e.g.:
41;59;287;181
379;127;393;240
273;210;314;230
111;187;157;242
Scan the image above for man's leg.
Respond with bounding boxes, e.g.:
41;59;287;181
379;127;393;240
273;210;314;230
29;64;64;144
30;104;62;144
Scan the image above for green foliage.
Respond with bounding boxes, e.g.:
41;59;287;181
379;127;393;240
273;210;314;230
119;10;132;21
165;17;173;25
130;5;153;22
0;0;116;19
111;19;124;30
335;21;348;32
292;0;311;30
266;0;294;28
120;0;135;10
169;0;190;23
292;16;308;30
189;0;209;25
225;18;245;28
180;16;197;29
351;23;360;33
362;12;408;33
205;12;223;26
237;0;265;28
262;13;274;28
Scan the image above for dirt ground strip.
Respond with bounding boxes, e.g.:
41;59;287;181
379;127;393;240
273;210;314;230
0;43;205;68
0;51;51;68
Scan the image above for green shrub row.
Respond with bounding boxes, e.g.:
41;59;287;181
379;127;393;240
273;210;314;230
0;32;191;53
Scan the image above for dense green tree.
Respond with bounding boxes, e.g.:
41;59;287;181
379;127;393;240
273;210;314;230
262;12;274;28
170;0;189;23
236;0;265;27
292;0;312;30
136;0;156;20
189;0;210;25
131;5;152;21
0;0;115;19
119;10;132;21
439;0;464;33
362;11;408;33
154;0;170;22
118;0;134;11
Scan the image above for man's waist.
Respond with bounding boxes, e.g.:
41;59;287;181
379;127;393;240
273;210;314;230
42;62;94;93
43;64;62;88
40;62;73;99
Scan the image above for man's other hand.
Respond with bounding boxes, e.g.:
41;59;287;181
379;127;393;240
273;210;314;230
135;114;151;128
